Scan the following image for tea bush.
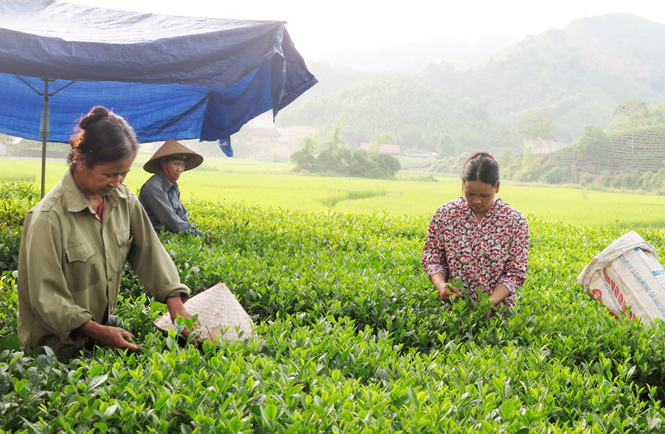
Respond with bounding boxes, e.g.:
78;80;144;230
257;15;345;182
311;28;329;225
0;181;38;230
2;182;665;432
0;181;37;272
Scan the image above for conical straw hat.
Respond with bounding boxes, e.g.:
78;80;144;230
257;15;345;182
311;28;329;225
143;138;204;173
154;283;255;342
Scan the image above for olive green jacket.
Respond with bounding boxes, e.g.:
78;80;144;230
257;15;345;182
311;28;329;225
18;170;190;353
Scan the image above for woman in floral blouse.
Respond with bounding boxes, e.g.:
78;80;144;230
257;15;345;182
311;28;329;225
421;152;529;310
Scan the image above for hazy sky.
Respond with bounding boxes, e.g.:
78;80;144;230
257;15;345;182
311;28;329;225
72;0;665;57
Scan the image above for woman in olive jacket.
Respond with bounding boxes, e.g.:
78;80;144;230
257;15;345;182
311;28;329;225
18;106;199;360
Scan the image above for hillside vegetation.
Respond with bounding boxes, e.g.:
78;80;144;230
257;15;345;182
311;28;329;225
534;124;665;190
547;125;665;173
432;13;665;136
282;13;665;157
279;76;496;156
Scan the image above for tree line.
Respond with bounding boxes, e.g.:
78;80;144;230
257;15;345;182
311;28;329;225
431;99;665;192
290;117;401;179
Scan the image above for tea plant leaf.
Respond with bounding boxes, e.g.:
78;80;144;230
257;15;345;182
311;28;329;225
500;400;516;420
103;404;118;418
89;374;108;390
94;422;108;431
265;403;278;421
89;365;103;378
13;378;29;398
228;418;243;432
0;334;20;351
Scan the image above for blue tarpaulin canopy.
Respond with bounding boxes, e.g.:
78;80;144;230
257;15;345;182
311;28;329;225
0;0;317;155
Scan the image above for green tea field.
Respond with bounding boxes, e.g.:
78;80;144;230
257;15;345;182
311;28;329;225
1;161;665;432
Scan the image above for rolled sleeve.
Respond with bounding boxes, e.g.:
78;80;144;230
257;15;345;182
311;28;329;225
499;276;521;295
153;283;191;304
61;311;94;344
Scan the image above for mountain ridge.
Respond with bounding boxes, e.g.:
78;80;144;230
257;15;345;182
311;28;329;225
281;13;665;154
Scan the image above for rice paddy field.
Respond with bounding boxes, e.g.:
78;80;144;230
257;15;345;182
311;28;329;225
2;155;665;228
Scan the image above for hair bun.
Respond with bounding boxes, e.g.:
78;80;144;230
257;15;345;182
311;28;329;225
79;106;110;130
68;105;138;168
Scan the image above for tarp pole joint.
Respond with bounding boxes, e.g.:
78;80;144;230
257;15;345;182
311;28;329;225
12;76;76;198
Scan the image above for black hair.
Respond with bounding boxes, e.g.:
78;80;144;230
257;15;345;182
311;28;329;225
461;151;500;188
67;106;138;169
165;154;188;162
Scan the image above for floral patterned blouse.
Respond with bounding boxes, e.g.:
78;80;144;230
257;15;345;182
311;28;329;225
421;197;529;308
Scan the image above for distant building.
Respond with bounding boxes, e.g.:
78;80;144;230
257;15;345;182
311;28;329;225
405;151;438;159
359;143;401;156
523;139;570;155
249;112;274;128
246;112;308;143
288;125;317;144
248;127;282;142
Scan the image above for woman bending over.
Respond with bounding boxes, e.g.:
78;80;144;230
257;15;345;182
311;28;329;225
422;152;529;311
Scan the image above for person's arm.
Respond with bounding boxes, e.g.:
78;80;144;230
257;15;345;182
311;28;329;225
166;294;201;343
488;283;511;306
422;208;461;301
140;184;203;235
430;272;462;301
172;190;205;237
497;215;530;297
127;196;198;339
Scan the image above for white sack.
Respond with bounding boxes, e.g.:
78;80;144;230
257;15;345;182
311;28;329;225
577;231;665;322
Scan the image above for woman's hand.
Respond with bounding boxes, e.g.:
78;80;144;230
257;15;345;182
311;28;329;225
166;295;202;344
78;320;142;351
431;273;461;303
437;283;463;302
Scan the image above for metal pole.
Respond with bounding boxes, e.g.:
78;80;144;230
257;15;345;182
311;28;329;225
40;79;50;198
13;75;75;198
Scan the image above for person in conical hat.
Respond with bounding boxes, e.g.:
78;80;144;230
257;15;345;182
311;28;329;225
138;139;209;242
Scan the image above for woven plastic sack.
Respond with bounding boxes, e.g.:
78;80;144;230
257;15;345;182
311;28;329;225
577;231;665;322
154;283;254;341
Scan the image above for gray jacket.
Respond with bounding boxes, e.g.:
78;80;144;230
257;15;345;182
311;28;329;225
138;171;205;236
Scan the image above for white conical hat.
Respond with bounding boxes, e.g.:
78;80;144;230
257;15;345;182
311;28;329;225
154;283;254;342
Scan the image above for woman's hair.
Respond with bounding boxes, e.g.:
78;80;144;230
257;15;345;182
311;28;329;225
461;151;500;188
165;154;188;162
67;106;138;169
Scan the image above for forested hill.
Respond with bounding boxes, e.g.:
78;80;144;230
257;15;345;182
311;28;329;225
422;13;665;141
563;14;665;81
281;13;665;154
277;76;496;156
